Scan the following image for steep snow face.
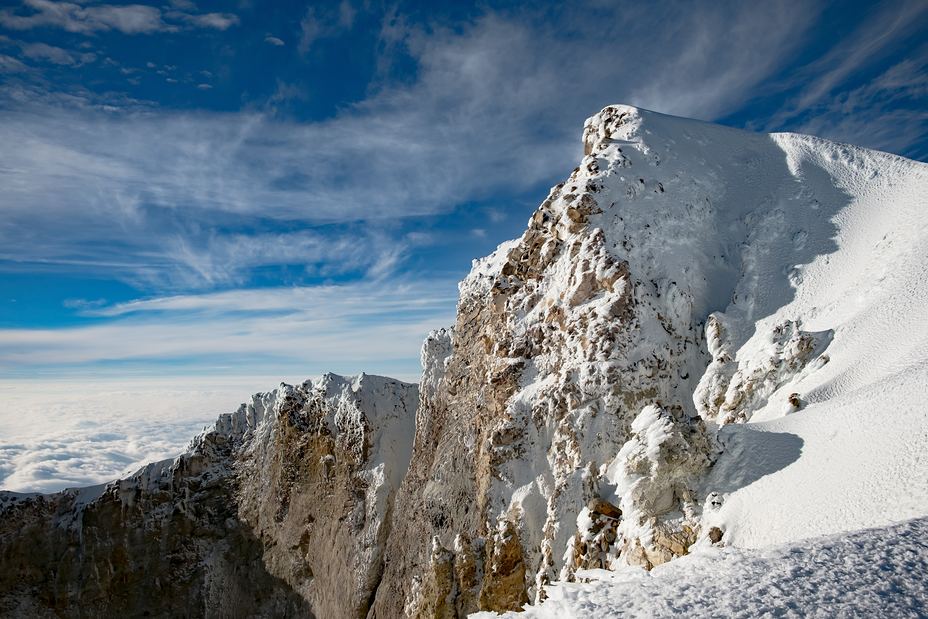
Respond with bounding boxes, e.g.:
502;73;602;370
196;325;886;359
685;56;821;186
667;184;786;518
375;104;928;615
698;132;928;549
0;373;417;619
506;104;928;558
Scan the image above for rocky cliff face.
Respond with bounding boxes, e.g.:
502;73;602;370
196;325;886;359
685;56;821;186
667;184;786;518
373;106;726;617
3;104;891;617
372;105;848;615
0;374;417;619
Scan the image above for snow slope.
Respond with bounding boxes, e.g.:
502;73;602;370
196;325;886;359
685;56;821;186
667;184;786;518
695;130;928;548
584;105;928;547
479;516;928;618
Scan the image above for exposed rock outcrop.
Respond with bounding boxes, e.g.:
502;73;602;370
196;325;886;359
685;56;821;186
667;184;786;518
372;103;852;614
372;105;734;616
0;374;417;619
695;316;826;423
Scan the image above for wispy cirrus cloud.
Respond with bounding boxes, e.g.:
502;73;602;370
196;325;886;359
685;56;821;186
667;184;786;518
165;10;238;32
0;279;459;373
0;1;822;291
794;52;928;160
768;0;927;126
756;0;928;158
0;0;238;35
299;0;356;55
0;53;27;72
19;41;94;65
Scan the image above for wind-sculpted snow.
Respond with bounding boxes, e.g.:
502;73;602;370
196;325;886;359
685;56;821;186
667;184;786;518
478;516;928;618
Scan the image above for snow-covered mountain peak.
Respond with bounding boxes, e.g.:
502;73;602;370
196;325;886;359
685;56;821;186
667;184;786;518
3;107;927;618
383;104;928;615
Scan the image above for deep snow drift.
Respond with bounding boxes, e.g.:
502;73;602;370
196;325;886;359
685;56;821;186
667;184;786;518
573;105;928;549
575;104;928;548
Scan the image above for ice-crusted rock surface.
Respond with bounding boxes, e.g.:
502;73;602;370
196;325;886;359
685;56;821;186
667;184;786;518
372;104;928;616
375;105;732;616
0;373;416;619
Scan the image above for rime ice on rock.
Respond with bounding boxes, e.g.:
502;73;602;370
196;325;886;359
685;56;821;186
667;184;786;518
375;103;928;615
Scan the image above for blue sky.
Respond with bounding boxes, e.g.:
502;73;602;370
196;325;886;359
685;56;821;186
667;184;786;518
0;0;925;381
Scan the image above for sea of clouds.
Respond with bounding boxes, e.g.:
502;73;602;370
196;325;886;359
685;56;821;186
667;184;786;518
0;376;304;493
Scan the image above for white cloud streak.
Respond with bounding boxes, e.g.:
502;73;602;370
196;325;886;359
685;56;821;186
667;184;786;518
765;0;928;131
793;52;928;159
0;1;821;289
0;279;459;370
0;53;27;72
298;1;356;56
0;0;238;34
164;10;239;31
19;41;94;65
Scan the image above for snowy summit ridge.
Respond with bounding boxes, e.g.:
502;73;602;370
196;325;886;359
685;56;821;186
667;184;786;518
2;105;928;618
380;103;928;616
